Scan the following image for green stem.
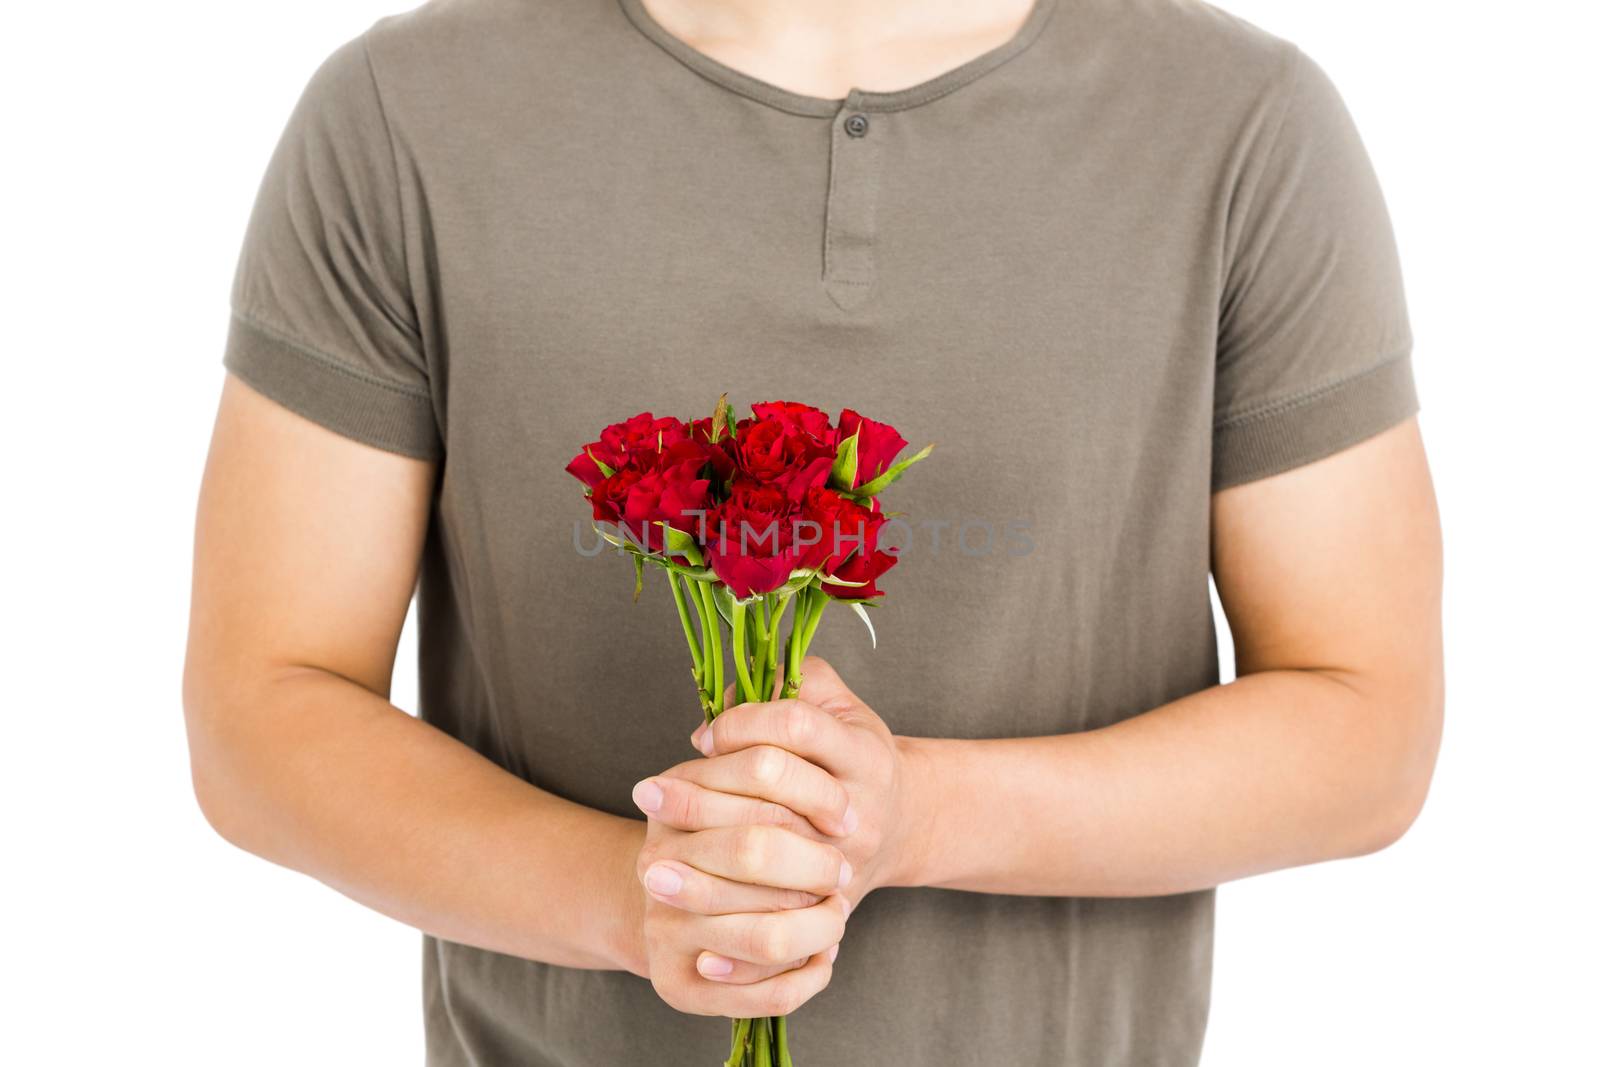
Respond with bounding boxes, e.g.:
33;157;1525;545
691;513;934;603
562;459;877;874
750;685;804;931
800;590;828;652
775;1015;794;1067
730;601;758;705
689;581;715;720
766;593;791;699
709;595;725;718
752;598;771;697
724;1017;752;1067
752;1016;772;1066
692;580;724;720
668;571;704;686
750;597;770;701
780;587;830;699
761;595;778;696
782;588;808;699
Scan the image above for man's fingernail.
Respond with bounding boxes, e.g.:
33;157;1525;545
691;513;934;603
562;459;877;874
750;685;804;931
631;779;664;814
696;729;715;756
826;944;839;963
837;859;853;889
841;804;859;835
698;952;735;978
644;864;683;897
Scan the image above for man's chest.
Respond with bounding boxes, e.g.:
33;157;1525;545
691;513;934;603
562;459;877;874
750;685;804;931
431;128;1221;439
414;106;1229;611
411;109;1230;771
425;98;1224;363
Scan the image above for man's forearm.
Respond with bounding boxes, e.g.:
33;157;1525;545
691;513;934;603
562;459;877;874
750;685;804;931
891;667;1441;897
186;666;647;974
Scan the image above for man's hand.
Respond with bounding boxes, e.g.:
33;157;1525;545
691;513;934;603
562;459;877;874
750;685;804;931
631;810;847;1015
641;657;922;910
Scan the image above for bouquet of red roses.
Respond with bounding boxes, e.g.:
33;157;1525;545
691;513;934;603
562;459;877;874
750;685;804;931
566;395;930;1066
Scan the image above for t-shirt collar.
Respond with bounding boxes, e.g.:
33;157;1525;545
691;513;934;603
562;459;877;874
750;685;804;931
617;0;1058;118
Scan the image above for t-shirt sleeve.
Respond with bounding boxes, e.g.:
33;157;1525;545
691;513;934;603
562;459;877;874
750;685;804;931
222;31;441;461
1212;47;1416;491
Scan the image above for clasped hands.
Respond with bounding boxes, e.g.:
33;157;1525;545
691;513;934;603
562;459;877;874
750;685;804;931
629;656;922;1017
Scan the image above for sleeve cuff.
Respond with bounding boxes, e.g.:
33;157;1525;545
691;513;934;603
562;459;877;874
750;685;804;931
1212;352;1418;491
222;311;442;462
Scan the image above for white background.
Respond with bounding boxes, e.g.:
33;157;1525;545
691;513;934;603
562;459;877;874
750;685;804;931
5;1;1596;1063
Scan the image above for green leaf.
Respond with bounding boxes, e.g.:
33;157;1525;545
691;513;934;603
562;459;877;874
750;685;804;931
657;523;705;566
660;561;717;581
593;522;628;549
586;448;616;479
710;392;731;443
848;442;935;499
711;583;737;627
595;522;662;555
829;427;861;491
775;568;818;597
631;554;646;602
850;600;878;649
600;522;661;555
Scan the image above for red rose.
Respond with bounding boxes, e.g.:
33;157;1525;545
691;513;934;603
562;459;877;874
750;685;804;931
633;437;729;484
690;416;722;445
750;400;837;443
589;467;642;525
565;412;691;487
731;416;835;501
837;409;908;489
707;482;800;598
820;546;898;600
622;466;712;553
602;412;690;460
795;486;882;573
587;448;711;554
564;447;619;489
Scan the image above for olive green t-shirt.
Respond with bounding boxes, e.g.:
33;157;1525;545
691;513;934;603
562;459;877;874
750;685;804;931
220;0;1417;1062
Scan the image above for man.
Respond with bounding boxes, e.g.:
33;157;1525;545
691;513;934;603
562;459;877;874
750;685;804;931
184;0;1443;1062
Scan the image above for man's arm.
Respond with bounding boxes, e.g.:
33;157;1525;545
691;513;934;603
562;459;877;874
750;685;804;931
666;418;1443;900
183;376;647;972
893;417;1444;895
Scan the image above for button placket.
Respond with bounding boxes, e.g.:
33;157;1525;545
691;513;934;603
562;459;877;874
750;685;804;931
822;100;884;310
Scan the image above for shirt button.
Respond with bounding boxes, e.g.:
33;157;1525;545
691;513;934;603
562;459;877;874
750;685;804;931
844;113;870;138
